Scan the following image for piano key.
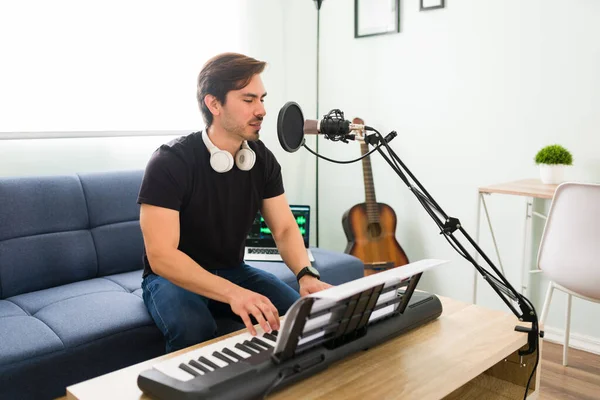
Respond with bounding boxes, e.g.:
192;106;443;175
189;360;210;374
259;334;278;351
224;342;251;359
222;347;245;361
251;337;273;350
198;356;221;370
235;342;257;355
179;363;200;377
271;330;279;337
244;340;264;353
212;351;234;364
263;332;277;342
203;353;230;369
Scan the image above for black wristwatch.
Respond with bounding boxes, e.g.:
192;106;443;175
296;266;320;282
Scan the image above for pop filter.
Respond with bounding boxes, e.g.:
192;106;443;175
277;101;305;153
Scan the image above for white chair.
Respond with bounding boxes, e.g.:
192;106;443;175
538;182;600;366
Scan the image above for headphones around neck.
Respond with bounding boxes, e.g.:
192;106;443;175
202;130;256;173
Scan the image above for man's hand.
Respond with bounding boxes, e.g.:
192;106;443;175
299;276;332;297
228;287;280;336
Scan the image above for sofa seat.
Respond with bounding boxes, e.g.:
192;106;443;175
0;271;164;400
0;273;151;367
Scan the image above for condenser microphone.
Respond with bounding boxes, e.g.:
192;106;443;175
277;102;370;153
303;119;367;136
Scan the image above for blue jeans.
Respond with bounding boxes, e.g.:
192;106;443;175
142;263;300;353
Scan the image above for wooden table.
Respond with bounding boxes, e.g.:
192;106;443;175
66;296;541;400
478;179;558;200
473;179;559;303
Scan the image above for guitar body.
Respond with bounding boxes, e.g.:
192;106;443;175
342;203;409;275
342;117;409;276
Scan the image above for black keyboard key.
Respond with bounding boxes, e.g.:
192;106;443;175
198;356;220;370
212;351;233;364
251;337;273;349
244;340;264;352
235;342;257;355
179;363;200;377
223;347;245;361
271;330;279;337
189;360;210;373
264;332;277;342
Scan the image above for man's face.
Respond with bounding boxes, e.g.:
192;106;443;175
219;74;267;142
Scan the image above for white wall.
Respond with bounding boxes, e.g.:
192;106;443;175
301;0;600;349
0;0;317;223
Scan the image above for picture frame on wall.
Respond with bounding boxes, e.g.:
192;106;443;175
354;0;400;38
420;0;445;11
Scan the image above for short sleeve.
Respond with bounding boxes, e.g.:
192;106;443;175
137;146;189;211
263;147;285;199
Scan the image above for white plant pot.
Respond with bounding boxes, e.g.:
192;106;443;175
539;164;566;184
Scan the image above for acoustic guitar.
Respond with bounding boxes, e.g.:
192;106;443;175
341;117;409;276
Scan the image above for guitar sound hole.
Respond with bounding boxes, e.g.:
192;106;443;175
367;223;382;238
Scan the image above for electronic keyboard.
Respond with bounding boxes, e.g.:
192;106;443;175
138;259;448;399
138;290;442;400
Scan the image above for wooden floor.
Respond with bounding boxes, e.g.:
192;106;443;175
540;341;600;400
56;341;599;400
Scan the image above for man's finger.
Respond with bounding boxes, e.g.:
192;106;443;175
249;305;270;334
240;312;256;336
271;306;280;330
258;303;279;332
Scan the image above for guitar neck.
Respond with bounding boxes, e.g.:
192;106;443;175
360;142;379;223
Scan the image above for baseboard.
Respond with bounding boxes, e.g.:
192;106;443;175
543;326;600;355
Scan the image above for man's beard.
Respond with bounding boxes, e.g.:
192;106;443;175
223;117;261;141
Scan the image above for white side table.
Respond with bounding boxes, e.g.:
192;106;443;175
473;179;558;303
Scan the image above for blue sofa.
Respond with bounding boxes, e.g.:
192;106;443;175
0;170;364;400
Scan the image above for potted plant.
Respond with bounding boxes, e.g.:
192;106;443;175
534;144;573;184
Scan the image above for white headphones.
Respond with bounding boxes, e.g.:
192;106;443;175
202;130;256;173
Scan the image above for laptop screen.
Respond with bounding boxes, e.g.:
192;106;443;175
246;205;310;248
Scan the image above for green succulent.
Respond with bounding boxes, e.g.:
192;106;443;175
534;144;573;165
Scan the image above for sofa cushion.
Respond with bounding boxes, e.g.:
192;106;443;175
91;222;145;277
101;269;143;292
0;300;27;318
79;171;145;276
0;316;64;366
35;291;153;348
0;270;153;367
0;175;88;242
0;231;98;299
0;175;95;298
8;278;126;315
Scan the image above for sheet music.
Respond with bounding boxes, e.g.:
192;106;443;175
273;259;448;355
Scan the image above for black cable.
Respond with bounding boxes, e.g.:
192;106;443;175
302;140;384;164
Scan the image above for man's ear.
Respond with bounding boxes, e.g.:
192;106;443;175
204;94;221;117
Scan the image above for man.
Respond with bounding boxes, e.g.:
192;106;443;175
138;52;331;353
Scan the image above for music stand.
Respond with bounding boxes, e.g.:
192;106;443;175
271;259;445;364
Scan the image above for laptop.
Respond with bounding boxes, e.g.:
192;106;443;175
244;205;315;262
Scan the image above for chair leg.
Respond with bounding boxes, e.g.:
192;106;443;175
563;293;572;366
540;281;555;326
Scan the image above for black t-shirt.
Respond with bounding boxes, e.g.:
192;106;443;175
137;131;284;278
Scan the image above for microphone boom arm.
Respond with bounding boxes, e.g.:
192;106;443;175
364;129;541;356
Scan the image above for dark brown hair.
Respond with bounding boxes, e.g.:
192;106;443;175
197;53;267;127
